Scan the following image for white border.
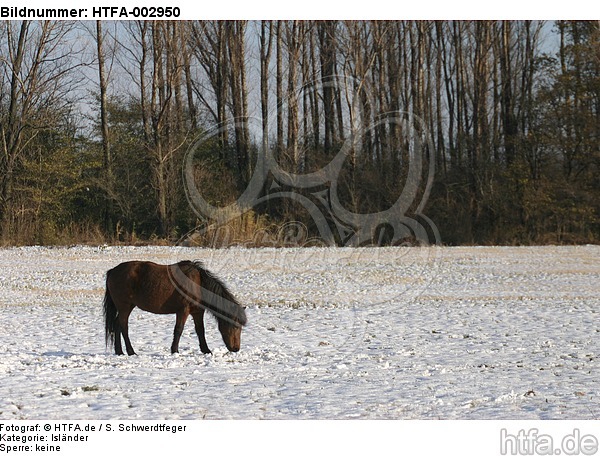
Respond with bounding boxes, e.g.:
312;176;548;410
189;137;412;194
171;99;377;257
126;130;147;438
3;420;599;456
9;0;600;20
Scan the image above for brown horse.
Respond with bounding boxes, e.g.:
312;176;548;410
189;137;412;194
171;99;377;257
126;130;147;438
103;260;247;355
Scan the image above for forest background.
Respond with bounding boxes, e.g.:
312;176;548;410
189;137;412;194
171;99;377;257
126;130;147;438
0;20;598;246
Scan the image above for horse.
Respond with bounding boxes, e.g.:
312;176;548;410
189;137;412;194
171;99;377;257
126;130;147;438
102;260;247;356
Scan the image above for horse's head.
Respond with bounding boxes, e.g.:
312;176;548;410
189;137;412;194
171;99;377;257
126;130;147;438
218;319;243;352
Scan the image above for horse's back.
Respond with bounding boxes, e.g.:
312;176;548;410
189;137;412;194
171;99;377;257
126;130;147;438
108;260;161;275
107;261;145;299
106;261;182;314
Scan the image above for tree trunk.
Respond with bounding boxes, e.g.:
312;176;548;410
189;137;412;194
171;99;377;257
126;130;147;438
1;21;29;240
96;20;114;237
260;21;273;154
276;21;284;155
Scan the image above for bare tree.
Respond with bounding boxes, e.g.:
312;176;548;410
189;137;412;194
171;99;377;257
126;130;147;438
285;20;301;171
96;20;115;236
0;21;84;241
259;20;273;153
275;21;284;155
190;21;229;150
226;20;250;184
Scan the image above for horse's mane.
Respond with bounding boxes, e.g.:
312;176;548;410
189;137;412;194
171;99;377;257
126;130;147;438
177;260;247;327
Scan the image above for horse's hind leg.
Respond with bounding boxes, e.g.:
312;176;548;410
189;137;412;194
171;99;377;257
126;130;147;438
171;310;189;354
113;323;124;356
191;310;211;354
118;307;136;356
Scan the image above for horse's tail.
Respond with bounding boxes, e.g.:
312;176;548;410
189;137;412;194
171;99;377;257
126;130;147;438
103;270;118;349
195;263;247;327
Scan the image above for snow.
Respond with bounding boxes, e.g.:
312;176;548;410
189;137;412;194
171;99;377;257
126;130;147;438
0;244;598;419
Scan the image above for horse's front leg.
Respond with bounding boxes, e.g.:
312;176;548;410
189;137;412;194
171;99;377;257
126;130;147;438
191;310;211;354
171;310;189;354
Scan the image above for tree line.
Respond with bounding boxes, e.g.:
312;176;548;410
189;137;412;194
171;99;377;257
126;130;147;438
0;20;598;246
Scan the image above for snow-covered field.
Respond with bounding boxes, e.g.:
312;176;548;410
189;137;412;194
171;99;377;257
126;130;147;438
0;244;598;419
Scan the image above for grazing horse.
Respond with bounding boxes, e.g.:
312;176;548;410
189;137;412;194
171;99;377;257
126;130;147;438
102;260;247;355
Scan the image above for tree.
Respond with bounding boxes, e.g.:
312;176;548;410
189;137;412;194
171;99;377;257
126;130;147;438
96;20;115;236
0;20;596;246
0;21;84;242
